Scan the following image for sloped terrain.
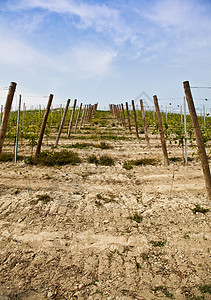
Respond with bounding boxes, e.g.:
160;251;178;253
0;111;210;299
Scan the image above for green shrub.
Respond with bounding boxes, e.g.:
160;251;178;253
98;155;115;166
123;161;133;170
192;204;210;214
37;150;81;166
88;155;98;164
0;152;14;162
129;212;143;223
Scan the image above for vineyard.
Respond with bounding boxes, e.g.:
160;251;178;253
0;83;211;299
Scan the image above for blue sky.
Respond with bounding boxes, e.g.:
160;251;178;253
0;0;211;112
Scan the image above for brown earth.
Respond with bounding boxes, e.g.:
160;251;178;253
0;120;210;299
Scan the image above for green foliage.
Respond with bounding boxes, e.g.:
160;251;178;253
98;155;115;166
130;158;158;166
129;212;143;223
88;155;98;164
150;240;167;247
0;152;14;162
192;205;209;214
199;284;211;294
152;286;174;298
88;155;115;166
26;150;81;166
36;193;52;204
123;161;133;170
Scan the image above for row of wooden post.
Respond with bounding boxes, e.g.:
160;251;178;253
109;87;211;200
0;81;210;200
0;82;98;162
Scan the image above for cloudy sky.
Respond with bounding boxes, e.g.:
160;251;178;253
0;0;210;111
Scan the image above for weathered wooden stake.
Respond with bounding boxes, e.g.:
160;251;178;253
15;95;21;163
74;103;83;133
125;102;131;134
153;95;169;166
55;99;70;147
121;103;127;129
68;99;77;137
131;100;139;139
0;82;17;155
183;81;211;200
140;99;150;146
79;105;86;130
34;94;53;161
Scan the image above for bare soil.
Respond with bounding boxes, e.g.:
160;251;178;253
0;119;210;299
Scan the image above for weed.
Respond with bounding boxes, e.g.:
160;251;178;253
150;240;166;247
36;193;52;204
199;284;211;294
129;212;143;223
96;193;103;199
130;158;158;166
141;253;148;261
184;234;190;239
95;200;103;207
192;205;209;214
0;152;14;162
123;161;133;170
37;150;81;166
136;262;141;270
63;142;93;149
153;286;174;298
97;142;113;149
169;156;182;162
98;155;115;166
88;155;98;164
65;218;72;223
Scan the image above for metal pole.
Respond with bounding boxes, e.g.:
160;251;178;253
15;95;21;163
184;97;187;164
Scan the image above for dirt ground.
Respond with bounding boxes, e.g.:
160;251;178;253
0;117;210;299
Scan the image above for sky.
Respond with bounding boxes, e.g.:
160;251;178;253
0;0;211;113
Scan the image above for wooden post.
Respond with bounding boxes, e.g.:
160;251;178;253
125;102;131;134
15;95;21;163
79;104;86;130
140;99;150;146
132;100;139;139
121;103;127;129
74;103;83;133
55;99;70;147
0;82;17;155
68;99;77;137
153;95;169;166
183;81;211;199
34;94;53;161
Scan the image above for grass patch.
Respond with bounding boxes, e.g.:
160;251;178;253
96;141;113;149
0;152;23;162
152;286;174;298
150;240;167;247
88;155;115;166
129;212;143;223
62;142;93;149
98;155;115;166
26;150;81;166
199;284;211;294
88;155;98;164
123;161;133;170
31;193;52;205
130;158;158;166
192;204;210;214
169;156;182;162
